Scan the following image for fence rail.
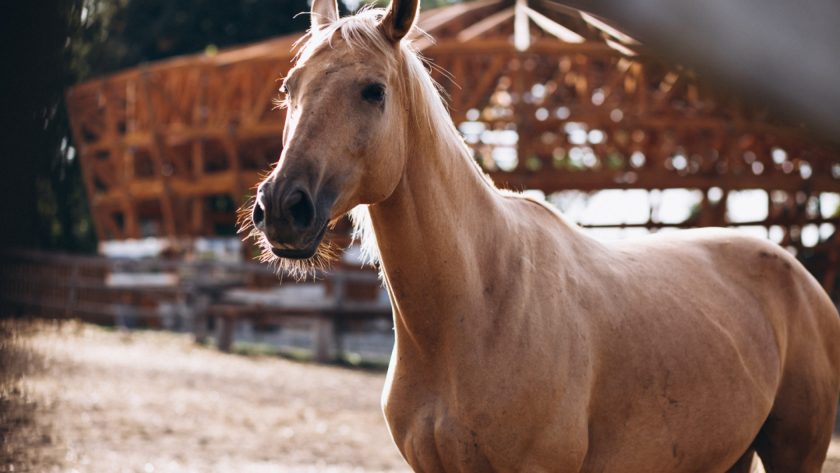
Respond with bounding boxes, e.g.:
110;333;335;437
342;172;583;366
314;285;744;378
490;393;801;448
0;250;392;362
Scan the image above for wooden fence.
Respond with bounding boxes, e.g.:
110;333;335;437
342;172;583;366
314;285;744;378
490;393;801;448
0;250;391;362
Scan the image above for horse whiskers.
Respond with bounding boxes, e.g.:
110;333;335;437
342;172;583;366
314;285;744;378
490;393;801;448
235;197;257;237
236;198;341;281
257;236;339;282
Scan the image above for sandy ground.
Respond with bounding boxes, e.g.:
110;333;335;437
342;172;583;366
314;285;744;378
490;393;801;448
0;320;409;473
1;319;839;473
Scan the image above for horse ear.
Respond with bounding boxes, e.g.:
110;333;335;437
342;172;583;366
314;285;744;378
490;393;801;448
311;0;339;30
380;0;420;43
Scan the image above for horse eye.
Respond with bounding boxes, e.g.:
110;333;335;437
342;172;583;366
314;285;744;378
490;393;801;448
361;83;386;103
280;84;289;95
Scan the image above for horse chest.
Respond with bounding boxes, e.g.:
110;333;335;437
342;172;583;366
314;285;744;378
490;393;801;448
389;410;498;472
384;380;588;473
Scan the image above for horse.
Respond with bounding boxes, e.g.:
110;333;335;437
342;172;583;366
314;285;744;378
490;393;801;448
244;0;840;471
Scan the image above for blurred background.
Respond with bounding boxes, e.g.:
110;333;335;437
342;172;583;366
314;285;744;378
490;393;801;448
1;0;838;471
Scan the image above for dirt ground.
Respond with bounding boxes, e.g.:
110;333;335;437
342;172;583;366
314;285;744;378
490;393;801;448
0;320;409;473
1;320;838;473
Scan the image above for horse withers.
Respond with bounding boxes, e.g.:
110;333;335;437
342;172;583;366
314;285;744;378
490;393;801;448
244;0;840;471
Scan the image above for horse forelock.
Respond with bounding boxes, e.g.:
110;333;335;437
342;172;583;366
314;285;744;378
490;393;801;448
294;6;455;138
294;7;398;68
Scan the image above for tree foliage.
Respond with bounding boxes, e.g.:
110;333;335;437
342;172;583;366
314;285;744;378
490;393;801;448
73;0;315;80
1;0;93;252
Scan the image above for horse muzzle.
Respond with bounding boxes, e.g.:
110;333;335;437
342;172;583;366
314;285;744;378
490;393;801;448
252;180;332;259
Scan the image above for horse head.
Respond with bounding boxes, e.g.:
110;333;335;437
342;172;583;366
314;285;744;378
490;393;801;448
244;0;420;275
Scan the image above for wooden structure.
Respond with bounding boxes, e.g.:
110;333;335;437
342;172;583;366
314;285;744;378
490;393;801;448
65;0;840;295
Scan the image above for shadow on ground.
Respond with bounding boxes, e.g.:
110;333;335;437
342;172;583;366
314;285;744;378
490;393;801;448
0;319;64;472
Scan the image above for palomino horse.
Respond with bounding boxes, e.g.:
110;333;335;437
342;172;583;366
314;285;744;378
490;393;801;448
246;0;840;471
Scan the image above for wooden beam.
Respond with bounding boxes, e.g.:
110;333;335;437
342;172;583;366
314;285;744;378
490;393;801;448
138;69;177;237
418;0;505;34
191;198;205;235
102;81;140;238
456;7;515;43
514;0;531;51
519;113;809;136
192;139;205;178
249;72;284;124
489;169;840;193
100;209;125;240
656;70;685;104
523;3;585;43
426;38;627;55
447;56;466;112
605;38;637;57
460;55;509;113
121;196;140;238
91;171;264;205
580;215;837;229
415;0;512;50
579;11;640;45
222;132;245;207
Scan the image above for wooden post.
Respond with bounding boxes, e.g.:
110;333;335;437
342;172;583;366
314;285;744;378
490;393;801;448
313;315;336;363
216;314;235;352
65;261;80;319
191;68;208;237
222;133;244;210
192;293;210;344
102;81;140;238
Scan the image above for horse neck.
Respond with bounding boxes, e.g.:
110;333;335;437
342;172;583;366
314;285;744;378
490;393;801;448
367;90;506;352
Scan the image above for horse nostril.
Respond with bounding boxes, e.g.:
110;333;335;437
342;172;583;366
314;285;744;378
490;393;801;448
286;190;315;230
252;200;266;230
